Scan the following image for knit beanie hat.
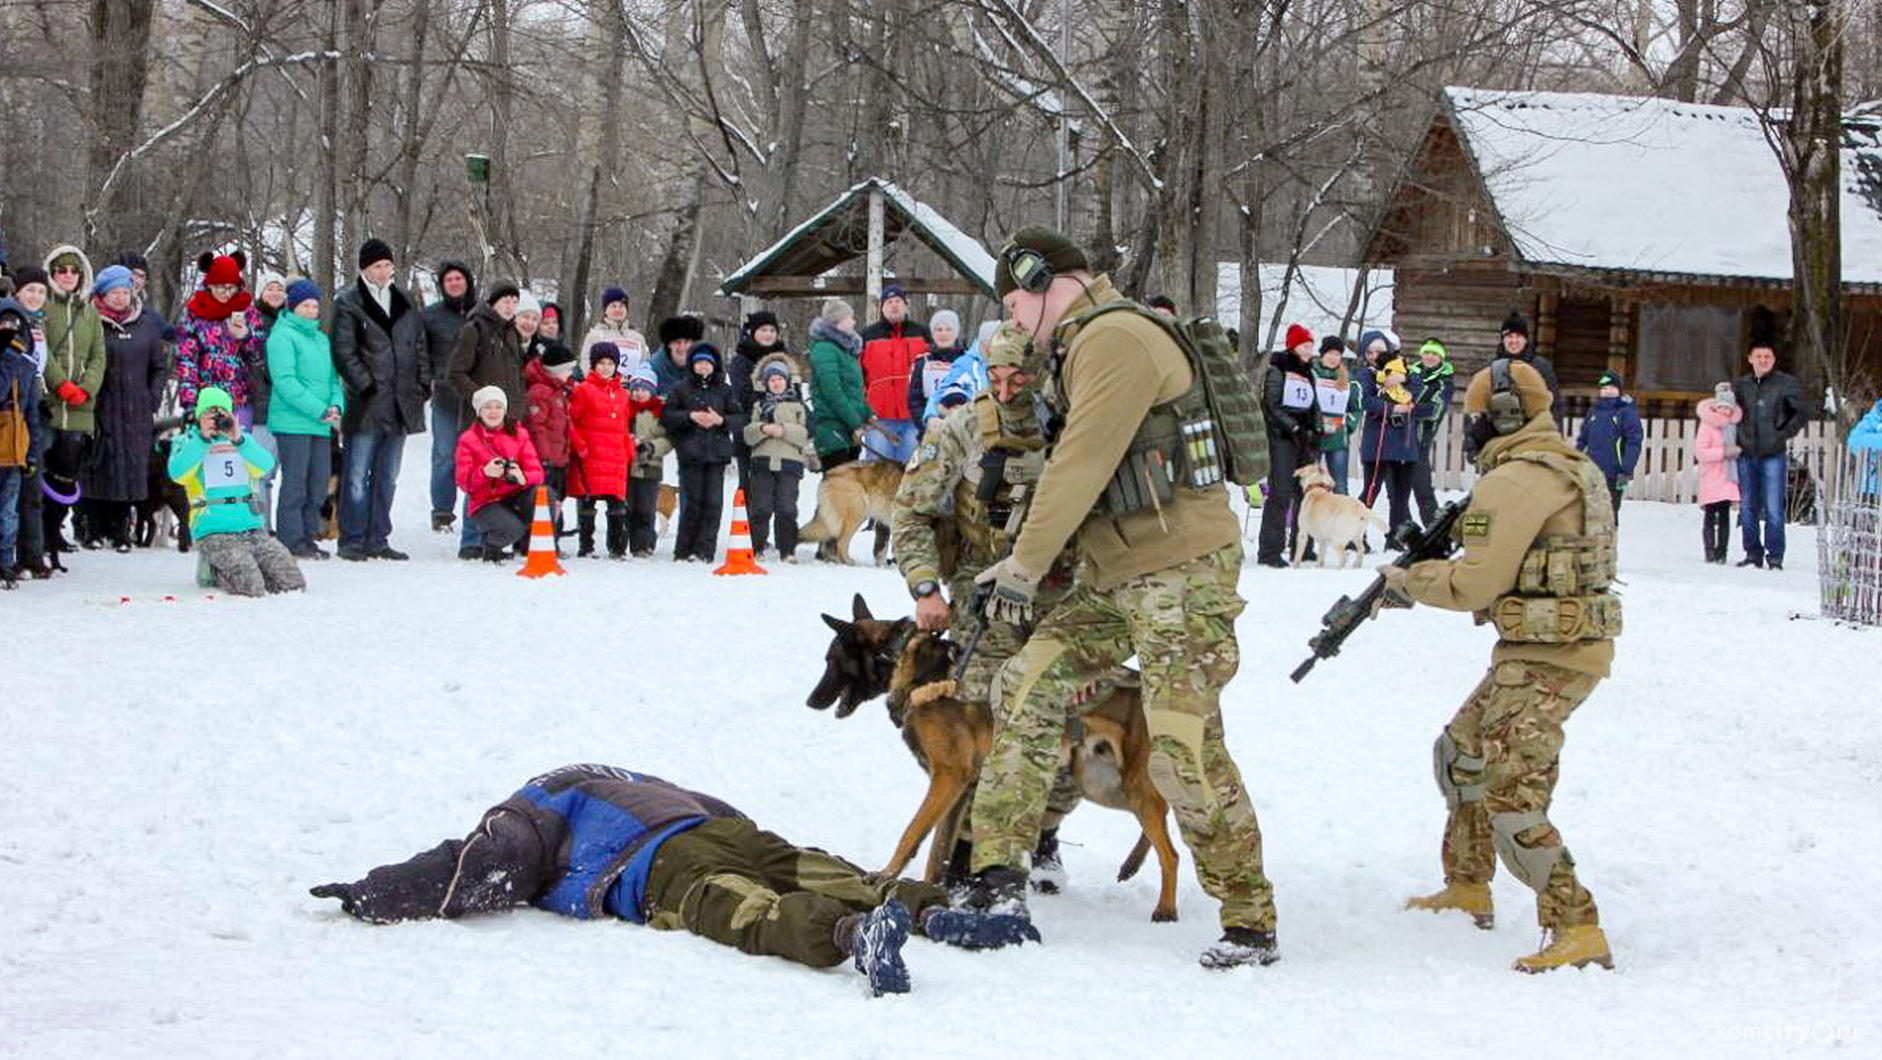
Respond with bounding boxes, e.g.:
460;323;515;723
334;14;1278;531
201;254;245;288
486;281;521;305
1500;311;1529;338
1318;335;1345;355
745;310;780;334
357;238;394;271
93;266;135;298
471;385;508;412
12;265;49;292
1418;338;1448;360
689;347;719;367
195;386;234;415
1597;369;1624;391
515;291;542;317
929;309;961;338
601;287;629;310
880;284;907;306
1713;381;1737;407
628;365;659;391
588;341;620;367
760;360;792;384
286;278;323;309
1285;323;1314;352
541;301;561;323
542;343;576;370
819;299;854;326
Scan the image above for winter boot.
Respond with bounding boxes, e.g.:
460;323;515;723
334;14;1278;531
1199;927;1281;969
431;511;455;532
1;566;17;591
956;865;1030;918
920;906;1041;951
577;507;596;557
1030;829;1066;895
1404;882;1494;930
605;515;627;559
1512;925;1612;974
846;900;912;996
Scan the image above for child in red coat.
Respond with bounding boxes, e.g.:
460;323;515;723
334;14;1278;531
526;344;577;544
567;342;633;557
455;386;545;563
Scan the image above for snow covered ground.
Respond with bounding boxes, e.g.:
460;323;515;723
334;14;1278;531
3;436;1877;1059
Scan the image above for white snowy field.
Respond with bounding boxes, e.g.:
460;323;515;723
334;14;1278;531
3;435;1877;1060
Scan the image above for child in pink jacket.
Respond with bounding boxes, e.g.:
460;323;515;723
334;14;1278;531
1694;382;1743;564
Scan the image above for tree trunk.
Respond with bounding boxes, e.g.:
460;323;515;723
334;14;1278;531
394;0;433;268
85;0;156;255
561;0;627;338
1786;0;1845;425
313;0;342;301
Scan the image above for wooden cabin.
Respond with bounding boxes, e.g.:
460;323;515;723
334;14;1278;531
1364;87;1882;417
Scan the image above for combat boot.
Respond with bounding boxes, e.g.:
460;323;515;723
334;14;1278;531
957;865;1030;918
1513;925;1611;974
1199;927;1280;969
1404;882;1494;930
1030;829;1066;895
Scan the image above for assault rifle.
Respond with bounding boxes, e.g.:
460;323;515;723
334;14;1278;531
1288;497;1470;683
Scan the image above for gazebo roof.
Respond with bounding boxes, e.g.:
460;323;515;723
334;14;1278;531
718;178;998;299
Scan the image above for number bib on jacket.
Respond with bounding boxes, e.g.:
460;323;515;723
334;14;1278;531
1281;373;1315;411
202;443;245;489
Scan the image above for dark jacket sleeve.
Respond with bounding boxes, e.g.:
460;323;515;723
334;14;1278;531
1261;364;1289;433
445;319;481;403
331;298;372;393
906;356;927;422
1775;374;1808;442
1620;404;1644;475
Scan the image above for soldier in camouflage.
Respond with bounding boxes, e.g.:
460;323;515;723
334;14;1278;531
943;227;1280;970
890;321;1084;890
1383;359;1620;974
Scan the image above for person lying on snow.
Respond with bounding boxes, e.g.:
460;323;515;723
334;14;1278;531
309;764;1037;996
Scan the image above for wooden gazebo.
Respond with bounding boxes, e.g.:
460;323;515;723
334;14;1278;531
718;178;997;323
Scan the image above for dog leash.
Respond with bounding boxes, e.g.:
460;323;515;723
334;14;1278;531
42;477;81;505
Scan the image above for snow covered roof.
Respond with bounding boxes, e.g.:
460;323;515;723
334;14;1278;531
717;179;997;299
1442;86;1882;287
1214;263;1394;349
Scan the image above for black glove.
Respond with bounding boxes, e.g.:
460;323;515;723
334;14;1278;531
636;441;653;459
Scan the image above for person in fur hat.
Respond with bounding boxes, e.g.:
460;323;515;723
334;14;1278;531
741;353;813;559
624;364;670;556
1693;382;1743;563
652;314;707;396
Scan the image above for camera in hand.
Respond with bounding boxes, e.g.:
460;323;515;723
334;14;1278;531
213;412;235;433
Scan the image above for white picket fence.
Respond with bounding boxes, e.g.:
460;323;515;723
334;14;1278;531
1392;414;1840;503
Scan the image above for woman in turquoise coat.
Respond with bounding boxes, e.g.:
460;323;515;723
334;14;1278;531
265;280;346;559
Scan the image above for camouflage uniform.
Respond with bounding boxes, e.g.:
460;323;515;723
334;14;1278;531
891;392;1082;826
966;276;1275;934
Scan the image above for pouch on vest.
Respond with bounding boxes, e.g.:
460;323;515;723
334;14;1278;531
1488;594;1623;643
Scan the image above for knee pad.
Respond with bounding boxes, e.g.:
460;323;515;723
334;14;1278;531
1432;732;1484;810
1490;810;1565;891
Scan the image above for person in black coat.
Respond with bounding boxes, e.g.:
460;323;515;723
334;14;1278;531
1491;312;1559;424
330;238;428;561
422;260;477;531
1255;325;1322;567
1730;342;1808;569
80;269;169;550
661;345;747;562
728;310;789;493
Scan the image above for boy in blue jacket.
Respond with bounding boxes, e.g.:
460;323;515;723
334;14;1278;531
169;386;306;596
309;764;1037;997
1577;369;1644;522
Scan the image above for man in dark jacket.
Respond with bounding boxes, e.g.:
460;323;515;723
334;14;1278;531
309;764;1034;997
422;261;477;532
1255;324;1322;567
1576;369;1644;523
1491;312;1559;424
1731;343;1807;568
331;238;428;561
662;345;746;562
444;283;524;558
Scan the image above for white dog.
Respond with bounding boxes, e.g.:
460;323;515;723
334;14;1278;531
1291;463;1388;569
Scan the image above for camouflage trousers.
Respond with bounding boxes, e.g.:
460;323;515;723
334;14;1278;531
198;529;306;597
947;569;1081;828
969;542;1277;932
1435;659;1601;930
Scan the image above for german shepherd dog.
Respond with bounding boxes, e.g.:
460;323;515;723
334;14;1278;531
807;594;1181;922
799;462;900;565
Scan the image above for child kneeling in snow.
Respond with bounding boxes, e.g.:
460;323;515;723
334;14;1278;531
168;386;306;596
456;385;545;563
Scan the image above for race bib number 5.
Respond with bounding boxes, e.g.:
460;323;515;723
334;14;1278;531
202;444;245;489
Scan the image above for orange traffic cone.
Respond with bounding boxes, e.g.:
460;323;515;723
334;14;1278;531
713;488;768;576
517;486;566;578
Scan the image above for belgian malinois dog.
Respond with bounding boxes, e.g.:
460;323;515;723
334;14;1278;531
807;594;1180;922
799;462;900;565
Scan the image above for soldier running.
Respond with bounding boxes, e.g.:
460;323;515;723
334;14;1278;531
1382;360;1620;973
941;226;1281;970
890;321;1084;890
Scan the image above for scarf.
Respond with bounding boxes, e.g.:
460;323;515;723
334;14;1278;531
186;287;253;322
94;295;140;327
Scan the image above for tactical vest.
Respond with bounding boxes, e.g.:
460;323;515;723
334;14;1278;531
951;392;1048;555
1476;449;1624;644
1049;303;1260;522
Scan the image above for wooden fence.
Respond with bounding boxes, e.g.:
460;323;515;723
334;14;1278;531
1354;411;1840;503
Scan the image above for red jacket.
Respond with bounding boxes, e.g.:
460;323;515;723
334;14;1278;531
456;419;546;514
524;359;575;467
859;319;930;421
567;370;632;499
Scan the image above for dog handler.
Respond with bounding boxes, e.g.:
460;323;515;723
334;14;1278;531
310;764;1034;996
1381;360;1619;973
950;226;1280;969
890;321;1084;888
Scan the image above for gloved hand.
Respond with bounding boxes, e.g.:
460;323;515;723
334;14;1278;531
635;440;653;459
56;380;88;406
1369;563;1414;617
974;556;1040;625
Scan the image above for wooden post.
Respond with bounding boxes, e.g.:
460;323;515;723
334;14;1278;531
1536;285;1558;357
1608;293;1632;377
865;188;885;326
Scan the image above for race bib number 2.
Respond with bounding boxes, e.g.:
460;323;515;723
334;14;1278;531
202;444;246;489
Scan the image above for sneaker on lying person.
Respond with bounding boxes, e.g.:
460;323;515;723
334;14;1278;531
848;900;912;996
1199;927;1280;969
920;906;1040;951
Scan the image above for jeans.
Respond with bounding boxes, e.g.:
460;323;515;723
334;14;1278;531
0;468;19;567
1737;453;1788;562
275;433;333;551
339;430;404;551
1320;446;1350;496
430;402;460;517
861;419;919;464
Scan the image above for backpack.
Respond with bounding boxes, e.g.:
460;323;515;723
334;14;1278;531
1061;303;1269;487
